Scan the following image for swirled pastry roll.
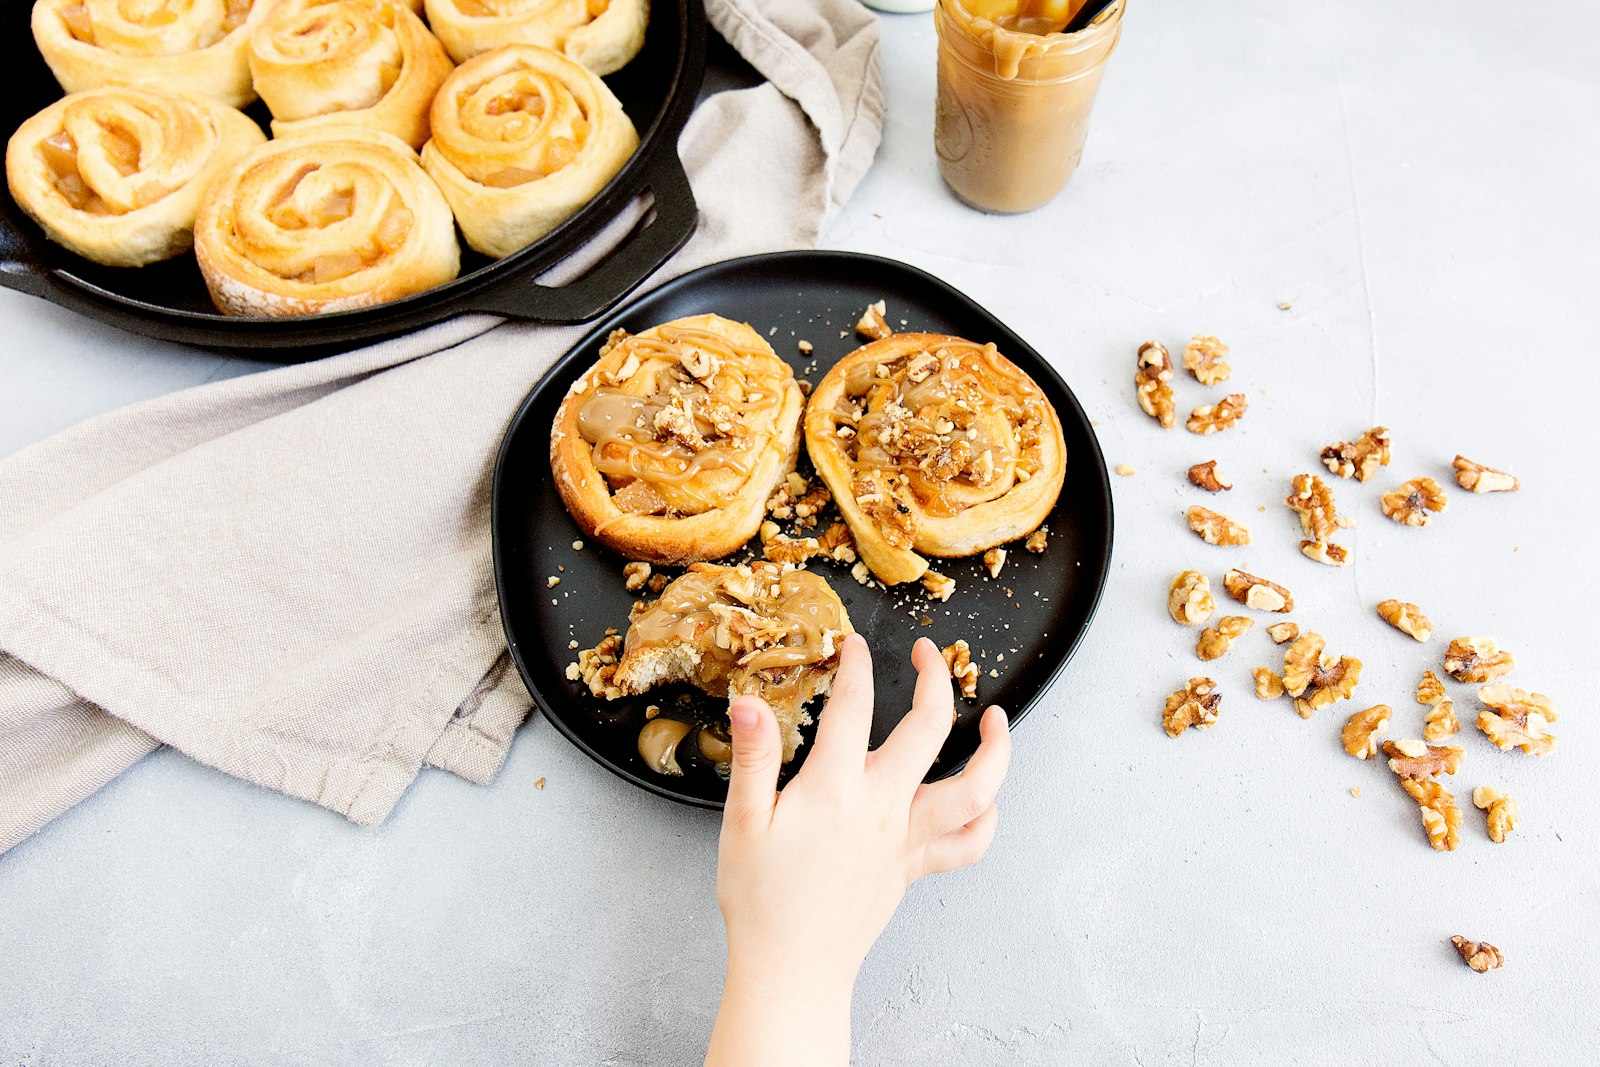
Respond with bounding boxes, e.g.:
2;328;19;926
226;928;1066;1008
805;333;1068;585
550;314;805;565
32;0;266;108
248;0;454;149
421;44;637;258
423;0;647;76
5;87;265;267
194;128;460;316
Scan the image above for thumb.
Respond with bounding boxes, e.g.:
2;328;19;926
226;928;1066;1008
725;694;782;823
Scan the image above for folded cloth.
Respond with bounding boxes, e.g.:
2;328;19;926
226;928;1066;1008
0;0;882;856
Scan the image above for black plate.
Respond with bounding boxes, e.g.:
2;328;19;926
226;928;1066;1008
492;251;1114;807
0;0;706;355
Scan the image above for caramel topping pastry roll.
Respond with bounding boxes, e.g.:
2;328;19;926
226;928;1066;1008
423;0;647;76
249;0;454;150
805;333;1067;585
550;314;806;565
33;0;267;108
6;87;265;267
421;44;637;258
193;128;460;316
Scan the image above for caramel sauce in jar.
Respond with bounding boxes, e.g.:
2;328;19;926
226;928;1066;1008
934;0;1124;213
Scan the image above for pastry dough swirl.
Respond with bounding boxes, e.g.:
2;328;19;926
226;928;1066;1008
805;333;1068;585
421;44;637;258
248;0;454;149
423;0;647;76
194;128;460;316
5;86;265;266
32;0;266;108
550;314;805;565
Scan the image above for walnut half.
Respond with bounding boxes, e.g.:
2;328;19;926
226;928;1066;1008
1280;631;1361;718
1341;704;1391;759
942;640;978;700
1187;460;1232;492
1222;568;1294;613
1285;473;1347;543
1183;334;1231;385
1162;677;1221;737
1381;477;1448;526
1451;936;1504;973
1320;427;1391;482
1186;506;1251;546
1402;778;1463;851
1377;599;1433;642
1477;683;1557;755
1168;570;1216;626
1452;455;1519;494
1472;786;1519;843
1444;636;1515;683
1185;393;1248;435
1134;341;1176;429
1196;615;1253;661
1382;737;1464;779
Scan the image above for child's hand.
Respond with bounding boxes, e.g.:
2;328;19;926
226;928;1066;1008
705;634;1011;1067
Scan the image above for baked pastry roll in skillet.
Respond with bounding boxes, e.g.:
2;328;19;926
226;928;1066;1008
804;333;1067;585
193;127;460;316
32;0;268;109
423;0;647;76
6;86;265;267
550;314;806;565
421;44;637;258
248;0;454;149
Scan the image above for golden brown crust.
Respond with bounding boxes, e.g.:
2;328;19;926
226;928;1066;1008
549;314;804;565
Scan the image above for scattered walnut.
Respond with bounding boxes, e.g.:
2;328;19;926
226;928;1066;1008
922;570;956;602
1476;683;1557;756
1222;568;1293;613
1320;427;1391;482
1183;335;1231;386
1471;786;1519;843
797;339;813;355
1444;636;1515;683
622;561;652;592
856;300;891;340
1185;393;1248;435
647;572;669;594
1450;936;1504;973
1280;631;1361;718
1376;599;1433;642
850;561;873;586
1381;477;1448;526
1024;526;1049;553
1134;341;1176;429
1196;615;1253;661
1284;473;1349;543
1266;621;1299;645
571;634;624;699
942;640;978;699
1403;778;1462;851
1383;737;1464;779
817;522;857;563
1168;570;1216;626
547;576;561;588
983;547;1007;578
1162;677;1221;737
1252;667;1285;700
680;343;720;380
1187;460;1232;492
1417;669;1447;707
1452;455;1519;494
1424;700;1460;743
1341;704;1391;759
1115;463;1137;477
1185;506;1251;547
1300;540;1351;566
761;523;821;566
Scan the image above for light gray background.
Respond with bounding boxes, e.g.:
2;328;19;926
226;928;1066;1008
3;0;1597;1063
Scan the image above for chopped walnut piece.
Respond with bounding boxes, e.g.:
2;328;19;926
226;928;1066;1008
1376;599;1433;642
1320;427;1392;482
1134;341;1176;429
1168;570;1216;626
1186;506;1251;546
1185;393;1248;434
942;640;979;699
1187;460;1232;492
1162;677;1221;737
1403;779;1462;851
1196;615;1253;661
922;571;956;602
1417;669;1447;706
1024;526;1049;553
1266;622;1299;645
622;561;652;592
1381;477;1448;526
1383;738;1465;779
1253;667;1285;700
1452;455;1519;494
680;343;720;380
1183;335;1231;386
1424;700;1460;743
817;522;857;563
850;561;873;586
1222;568;1293;613
1284;473;1350;543
1280;631;1361;717
760;521;821;566
1300;540;1351;566
855;300;892;340
1115;463;1137;477
647;572;669;594
1444;636;1515;683
571;634;625;699
791;484;831;528
1476;683;1557;755
1341;704;1391;759
1472;786;1519;843
1451;936;1504;973
983;547;1007;579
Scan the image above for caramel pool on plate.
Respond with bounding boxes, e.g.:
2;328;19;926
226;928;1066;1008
934;0;1125;213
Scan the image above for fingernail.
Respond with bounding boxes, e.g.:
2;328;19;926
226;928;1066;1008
844;632;868;650
987;705;1009;722
914;636;935;653
728;697;763;731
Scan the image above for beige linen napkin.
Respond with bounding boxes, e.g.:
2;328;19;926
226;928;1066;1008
0;0;882;856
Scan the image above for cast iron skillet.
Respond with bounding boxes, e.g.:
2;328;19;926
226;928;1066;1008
492;251;1115;808
0;0;707;356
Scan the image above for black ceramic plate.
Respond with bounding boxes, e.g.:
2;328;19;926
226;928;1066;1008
492;251;1114;807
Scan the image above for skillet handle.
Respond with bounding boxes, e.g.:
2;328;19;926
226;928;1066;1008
467;150;698;323
0;260;52;300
